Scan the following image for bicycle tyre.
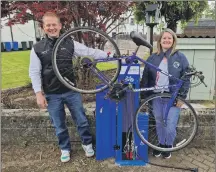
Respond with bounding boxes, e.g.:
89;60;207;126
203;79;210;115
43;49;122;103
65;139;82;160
135;93;198;152
52;26;121;94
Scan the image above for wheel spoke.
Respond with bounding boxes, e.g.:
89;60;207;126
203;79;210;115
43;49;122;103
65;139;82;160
52;27;121;93
135;93;198;152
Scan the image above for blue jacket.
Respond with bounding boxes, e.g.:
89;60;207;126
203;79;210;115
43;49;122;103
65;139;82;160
140;48;190;99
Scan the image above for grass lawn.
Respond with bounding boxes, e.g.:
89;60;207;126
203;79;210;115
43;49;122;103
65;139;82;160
2;50;31;89
1;51;117;89
97;62;117;70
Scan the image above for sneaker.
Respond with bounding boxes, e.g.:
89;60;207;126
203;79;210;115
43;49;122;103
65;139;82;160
153;149;161;157
162;145;172;159
152;144;165;157
82;144;95;157
60;150;70;163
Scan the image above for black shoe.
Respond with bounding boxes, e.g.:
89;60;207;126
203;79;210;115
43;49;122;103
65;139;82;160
153;149;161;157
162;145;172;159
152;144;165;157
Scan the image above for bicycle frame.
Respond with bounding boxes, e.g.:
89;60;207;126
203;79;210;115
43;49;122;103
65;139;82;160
91;53;184;126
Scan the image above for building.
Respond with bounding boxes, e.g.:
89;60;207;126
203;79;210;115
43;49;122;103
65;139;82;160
1;10;212;50
1;14;43;49
182;19;215;37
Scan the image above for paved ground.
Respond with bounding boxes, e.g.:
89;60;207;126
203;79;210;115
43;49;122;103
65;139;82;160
2;143;215;172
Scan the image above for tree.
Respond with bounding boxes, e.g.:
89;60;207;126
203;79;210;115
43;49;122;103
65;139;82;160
133;1;208;32
1;1;12;18
1;1;135;87
1;1;133;34
204;2;215;19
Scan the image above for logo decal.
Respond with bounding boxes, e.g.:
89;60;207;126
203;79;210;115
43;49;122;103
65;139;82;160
41;50;49;54
125;76;134;82
173;61;180;68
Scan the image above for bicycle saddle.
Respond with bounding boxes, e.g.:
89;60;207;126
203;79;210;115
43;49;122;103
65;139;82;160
130;31;153;50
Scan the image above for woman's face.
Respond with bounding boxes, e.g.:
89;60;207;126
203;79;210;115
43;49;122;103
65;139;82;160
160;32;174;50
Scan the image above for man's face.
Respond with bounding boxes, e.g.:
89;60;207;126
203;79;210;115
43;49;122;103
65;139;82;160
43;16;62;38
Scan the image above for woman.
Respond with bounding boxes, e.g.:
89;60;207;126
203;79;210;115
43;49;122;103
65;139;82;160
140;28;190;159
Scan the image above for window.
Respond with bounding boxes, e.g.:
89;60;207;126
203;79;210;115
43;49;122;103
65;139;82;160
130;18;134;25
120;17;124;25
112;19;117;25
124;18;129;24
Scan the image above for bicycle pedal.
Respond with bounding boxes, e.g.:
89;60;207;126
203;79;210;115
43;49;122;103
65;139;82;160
133;59;138;64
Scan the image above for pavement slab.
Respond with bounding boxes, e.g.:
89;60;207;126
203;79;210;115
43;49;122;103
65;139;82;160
1;143;215;172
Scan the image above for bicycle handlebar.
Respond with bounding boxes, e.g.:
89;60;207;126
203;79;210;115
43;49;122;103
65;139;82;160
183;67;207;87
196;72;207;87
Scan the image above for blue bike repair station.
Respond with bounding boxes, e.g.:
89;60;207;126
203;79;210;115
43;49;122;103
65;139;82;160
95;64;149;166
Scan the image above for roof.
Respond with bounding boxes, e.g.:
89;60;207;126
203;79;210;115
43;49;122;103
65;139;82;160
145;4;158;12
181;19;215;37
177;34;215;38
186;19;215;28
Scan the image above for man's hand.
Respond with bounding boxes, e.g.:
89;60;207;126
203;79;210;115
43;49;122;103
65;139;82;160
36;92;48;109
80;57;94;68
107;52;118;58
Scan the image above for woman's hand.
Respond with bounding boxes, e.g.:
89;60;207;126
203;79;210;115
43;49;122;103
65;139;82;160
176;100;183;107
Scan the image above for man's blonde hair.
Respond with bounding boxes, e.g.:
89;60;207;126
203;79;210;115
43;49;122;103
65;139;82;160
42;11;60;23
156;28;178;56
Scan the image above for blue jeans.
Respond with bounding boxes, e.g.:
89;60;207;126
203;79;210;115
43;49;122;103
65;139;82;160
45;90;92;151
152;98;180;146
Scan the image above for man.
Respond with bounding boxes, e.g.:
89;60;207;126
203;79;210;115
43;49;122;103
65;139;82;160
29;12;109;163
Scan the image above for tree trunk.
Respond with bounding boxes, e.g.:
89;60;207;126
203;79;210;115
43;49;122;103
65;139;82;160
166;21;177;33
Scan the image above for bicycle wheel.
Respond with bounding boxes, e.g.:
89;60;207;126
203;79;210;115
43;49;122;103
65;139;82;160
52;26;121;94
135;93;198;152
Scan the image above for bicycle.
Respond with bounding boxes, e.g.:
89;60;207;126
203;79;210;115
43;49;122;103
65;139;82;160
51;26;207;153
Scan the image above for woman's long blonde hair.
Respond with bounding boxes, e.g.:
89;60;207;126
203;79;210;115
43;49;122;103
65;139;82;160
156;28;178;56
